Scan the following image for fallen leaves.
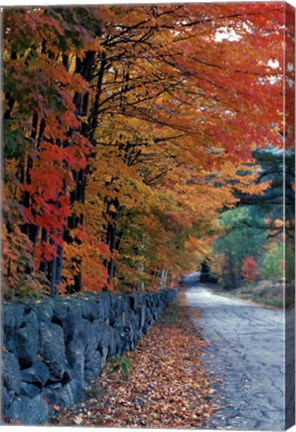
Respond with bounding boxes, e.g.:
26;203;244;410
53;292;220;428
73;414;84;425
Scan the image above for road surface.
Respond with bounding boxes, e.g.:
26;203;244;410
184;273;285;430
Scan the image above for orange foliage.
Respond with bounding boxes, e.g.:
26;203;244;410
2;3;291;296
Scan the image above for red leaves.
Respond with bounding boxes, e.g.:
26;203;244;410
37;140;89;173
23;206;36;225
34;241;58;267
242;256;257;282
3;3;290;296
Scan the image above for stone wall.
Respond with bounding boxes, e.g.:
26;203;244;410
2;289;178;424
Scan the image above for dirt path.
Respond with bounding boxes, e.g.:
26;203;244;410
185;277;285;430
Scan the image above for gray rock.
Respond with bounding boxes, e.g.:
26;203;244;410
110;295;127;325
81;299;100;322
47;369;71;386
78;319;97;361
20;382;41;398
45;381;63;390
128;294;138;311
51;299;67;326
92;318;107;334
2;386;10;411
21;361;50;387
100;292;111;319
138;304;146;330
55;379;84;408
34;300;54;323
52;299;82;343
107;326;119;358
96;321;110;363
113;313;125;329
112;312;135;354
6;394;49;425
123;320;136;351
85;351;102;383
65;339;85;382
3;303;26;350
5;337;15;353
3;306;15;343
3;303;25;335
39;322;68;379
42;388;66;414
15;311;39;368
96;298;109;320
3;351;22;396
108;295;120;326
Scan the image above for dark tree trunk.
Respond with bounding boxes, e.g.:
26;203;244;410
64;51;98;294
39;228;48;275
108;223;117;281
47;241;58;297
105;198;120;283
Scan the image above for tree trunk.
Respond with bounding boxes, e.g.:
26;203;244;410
64;52;97;293
47;241;58;297
107;223;117;281
39;228;48;275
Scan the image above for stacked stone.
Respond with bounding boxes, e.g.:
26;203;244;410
1;289;177;424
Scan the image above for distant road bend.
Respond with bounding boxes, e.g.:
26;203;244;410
184;272;285;430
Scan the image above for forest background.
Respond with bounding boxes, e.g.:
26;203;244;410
2;2;295;303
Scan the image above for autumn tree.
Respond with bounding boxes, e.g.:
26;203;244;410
242;257;257;282
2;3;291;298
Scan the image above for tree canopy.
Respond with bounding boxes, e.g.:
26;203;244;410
2;3;293;298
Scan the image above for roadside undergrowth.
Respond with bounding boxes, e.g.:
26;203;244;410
205;281;290;309
52;290;220;428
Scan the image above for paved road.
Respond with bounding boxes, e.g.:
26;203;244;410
184;274;285;430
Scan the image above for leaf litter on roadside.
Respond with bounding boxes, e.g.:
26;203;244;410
54;292;222;428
